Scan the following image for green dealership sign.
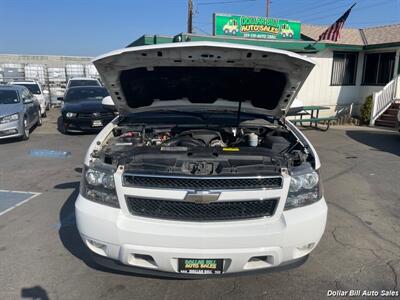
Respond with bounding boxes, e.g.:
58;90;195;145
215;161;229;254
213;13;301;40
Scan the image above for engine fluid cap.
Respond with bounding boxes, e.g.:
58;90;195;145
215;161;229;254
222;147;240;152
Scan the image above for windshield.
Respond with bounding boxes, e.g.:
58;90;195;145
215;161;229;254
0;90;19;104
14;83;41;94
65;87;108;102
69;79;100;87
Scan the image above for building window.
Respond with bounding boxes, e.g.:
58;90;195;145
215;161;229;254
362;52;396;85
331;52;358;86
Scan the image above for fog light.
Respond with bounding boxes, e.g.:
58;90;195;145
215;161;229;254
86;239;107;256
297;243;315;251
293;243;316;259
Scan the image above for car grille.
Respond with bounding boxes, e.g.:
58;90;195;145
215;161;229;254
125;197;278;221
123;175;283;190
77;112;115;118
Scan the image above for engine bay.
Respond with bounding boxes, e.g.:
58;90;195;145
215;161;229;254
92;118;312;176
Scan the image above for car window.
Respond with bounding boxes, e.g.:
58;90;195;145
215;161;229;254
65;87;108;101
69;80;100;87
0;90;19;104
14;83;41;94
21;88;32;101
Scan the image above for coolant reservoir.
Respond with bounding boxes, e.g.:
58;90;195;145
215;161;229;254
248;133;258;147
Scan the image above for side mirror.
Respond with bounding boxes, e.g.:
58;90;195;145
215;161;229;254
102;96;116;110
24;99;33;104
57;97;64;101
43;90;49;95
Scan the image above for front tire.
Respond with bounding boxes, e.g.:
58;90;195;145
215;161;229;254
58;118;68;134
37;111;42;126
22;117;30;140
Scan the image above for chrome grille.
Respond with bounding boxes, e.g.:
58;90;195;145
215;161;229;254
123;174;283;190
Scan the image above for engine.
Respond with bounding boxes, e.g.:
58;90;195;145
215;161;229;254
94;123;309;176
109;125;293;149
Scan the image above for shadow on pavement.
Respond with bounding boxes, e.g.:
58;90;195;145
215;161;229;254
55;181;174;279
346;129;400;156
21;286;49;300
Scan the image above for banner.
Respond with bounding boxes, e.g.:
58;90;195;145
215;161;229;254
213;13;301;40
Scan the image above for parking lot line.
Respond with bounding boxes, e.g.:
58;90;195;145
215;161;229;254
0;190;41;216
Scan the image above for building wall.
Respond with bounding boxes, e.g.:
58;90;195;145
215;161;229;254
296;49;361;117
296;46;400;117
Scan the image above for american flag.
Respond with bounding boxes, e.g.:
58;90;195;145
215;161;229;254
318;4;356;42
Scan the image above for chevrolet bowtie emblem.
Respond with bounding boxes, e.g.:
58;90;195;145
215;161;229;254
184;191;220;204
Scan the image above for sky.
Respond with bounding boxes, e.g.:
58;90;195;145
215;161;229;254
0;0;399;56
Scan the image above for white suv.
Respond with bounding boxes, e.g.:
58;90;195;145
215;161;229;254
11;80;50;117
75;42;328;277
66;77;101;89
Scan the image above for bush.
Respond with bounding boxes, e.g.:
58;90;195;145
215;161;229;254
360;95;373;124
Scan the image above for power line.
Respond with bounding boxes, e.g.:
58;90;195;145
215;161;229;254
197;0;257;5
286;2;354;20
301;0;394;23
273;0;347;17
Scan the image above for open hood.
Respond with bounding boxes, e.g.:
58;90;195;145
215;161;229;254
93;41;314;117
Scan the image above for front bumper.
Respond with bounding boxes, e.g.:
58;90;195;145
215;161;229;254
0;120;22;139
75;193;328;276
63;116;115;132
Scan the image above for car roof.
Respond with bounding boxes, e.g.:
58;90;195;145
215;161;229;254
66;86;106;90
0;84;26;92
68;77;98;81
11;81;40;85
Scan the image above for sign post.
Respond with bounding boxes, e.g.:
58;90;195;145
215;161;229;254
213;13;301;40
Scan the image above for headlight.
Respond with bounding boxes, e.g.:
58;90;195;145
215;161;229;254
285;169;323;210
80;165;119;208
0;113;19;124
66;112;77;118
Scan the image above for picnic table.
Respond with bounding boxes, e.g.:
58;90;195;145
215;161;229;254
290;105;336;131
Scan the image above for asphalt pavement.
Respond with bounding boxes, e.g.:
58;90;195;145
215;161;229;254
0;109;399;300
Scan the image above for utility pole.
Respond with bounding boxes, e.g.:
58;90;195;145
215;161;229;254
187;0;193;33
266;0;270;17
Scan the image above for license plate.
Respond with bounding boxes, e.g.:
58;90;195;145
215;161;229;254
92;120;103;127
178;258;223;274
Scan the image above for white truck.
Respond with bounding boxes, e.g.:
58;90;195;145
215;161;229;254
75;42;328;277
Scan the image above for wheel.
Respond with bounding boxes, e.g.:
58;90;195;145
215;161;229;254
22;117;30;140
232;30;237;35
37;111;42;126
58;118;68;134
224;29;229;35
42;110;47;118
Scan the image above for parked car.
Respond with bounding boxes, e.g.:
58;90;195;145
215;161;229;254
11;80;50;117
58;86;115;133
0;85;41;140
66;77;101;89
397;108;400;132
75;42;327;277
